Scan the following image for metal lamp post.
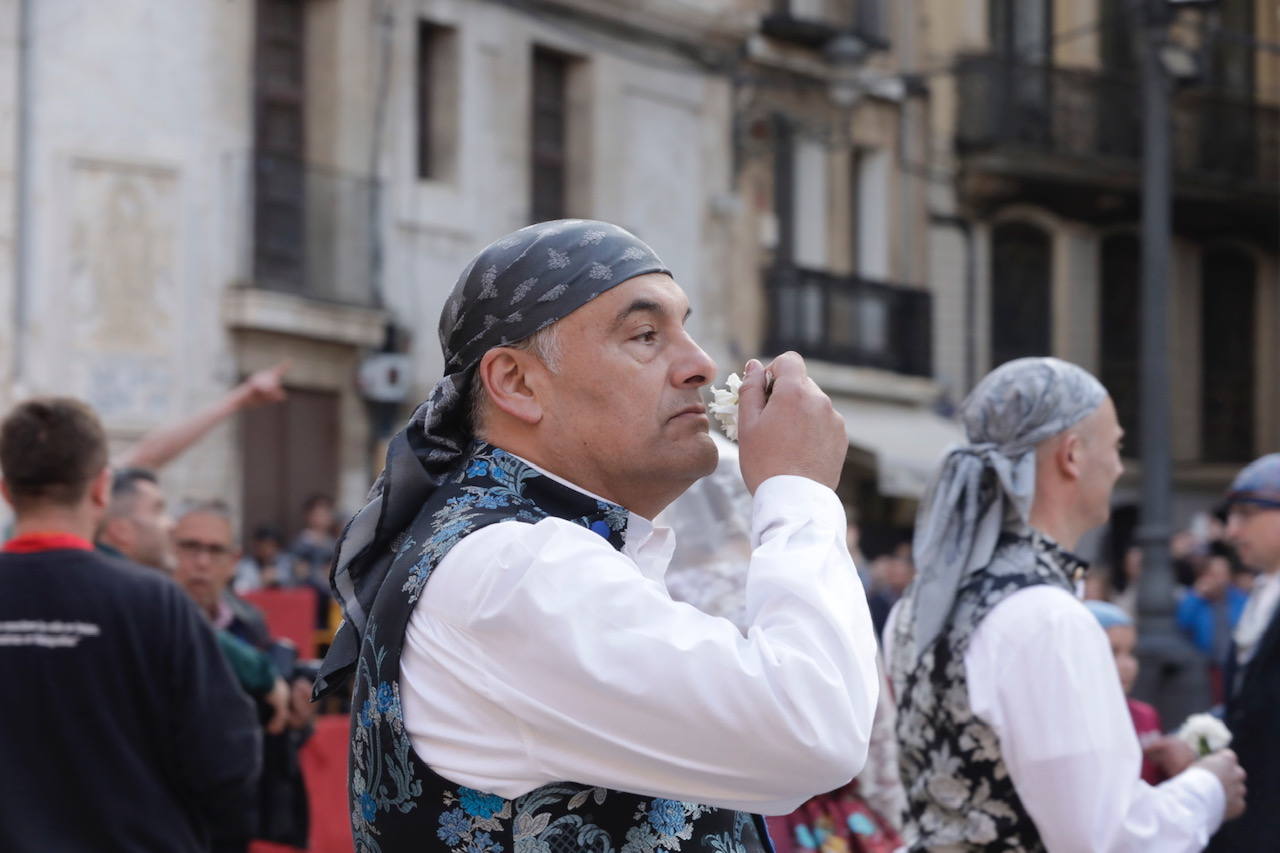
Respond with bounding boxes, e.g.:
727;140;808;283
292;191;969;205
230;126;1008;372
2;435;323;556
1131;0;1212;724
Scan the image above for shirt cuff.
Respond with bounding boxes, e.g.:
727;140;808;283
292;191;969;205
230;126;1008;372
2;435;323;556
1161;766;1226;837
751;475;845;545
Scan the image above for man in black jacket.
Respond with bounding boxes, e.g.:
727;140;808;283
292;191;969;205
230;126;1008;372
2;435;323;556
1212;453;1280;852
0;397;261;852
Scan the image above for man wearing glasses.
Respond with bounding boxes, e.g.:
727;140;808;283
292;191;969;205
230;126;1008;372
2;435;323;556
1212;453;1280;852
173;502;271;647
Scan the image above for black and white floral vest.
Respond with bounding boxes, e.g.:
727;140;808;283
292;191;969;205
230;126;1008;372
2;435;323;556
348;442;773;853
889;533;1086;852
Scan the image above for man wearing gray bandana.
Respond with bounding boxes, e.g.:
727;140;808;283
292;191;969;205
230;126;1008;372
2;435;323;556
314;220;879;852
885;357;1245;852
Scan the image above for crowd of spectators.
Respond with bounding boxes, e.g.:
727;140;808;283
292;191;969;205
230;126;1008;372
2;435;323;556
0;364;347;852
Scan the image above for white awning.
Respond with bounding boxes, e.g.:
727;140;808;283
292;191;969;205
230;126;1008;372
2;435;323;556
832;398;964;499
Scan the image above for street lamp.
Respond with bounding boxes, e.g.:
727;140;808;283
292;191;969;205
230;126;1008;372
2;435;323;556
1131;0;1212;725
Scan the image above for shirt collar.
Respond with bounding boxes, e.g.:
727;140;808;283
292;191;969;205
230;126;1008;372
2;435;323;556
507;451;676;583
212;594;235;631
4;532;95;553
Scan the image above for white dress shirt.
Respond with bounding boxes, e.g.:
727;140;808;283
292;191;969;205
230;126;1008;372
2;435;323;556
399;472;879;815
886;586;1224;852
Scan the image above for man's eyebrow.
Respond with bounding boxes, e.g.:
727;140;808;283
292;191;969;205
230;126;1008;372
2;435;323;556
610;299;692;331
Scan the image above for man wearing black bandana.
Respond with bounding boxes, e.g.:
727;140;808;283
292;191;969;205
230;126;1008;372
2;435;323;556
315;220;879;853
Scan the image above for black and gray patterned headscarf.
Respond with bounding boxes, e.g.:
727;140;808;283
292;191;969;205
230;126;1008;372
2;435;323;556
315;220;669;695
903;357;1107;663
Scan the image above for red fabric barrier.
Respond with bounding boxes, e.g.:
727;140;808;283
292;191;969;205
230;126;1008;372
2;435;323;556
242;588;318;659
250;714;353;853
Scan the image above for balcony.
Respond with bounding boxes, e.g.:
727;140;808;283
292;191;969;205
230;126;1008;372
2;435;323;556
953;54;1280;240
764;264;932;378
246;154;383;308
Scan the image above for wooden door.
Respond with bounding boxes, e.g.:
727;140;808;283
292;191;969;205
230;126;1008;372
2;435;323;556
240;387;340;547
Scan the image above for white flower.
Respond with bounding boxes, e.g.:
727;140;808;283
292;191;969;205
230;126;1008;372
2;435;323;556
707;373;742;441
1177;713;1232;756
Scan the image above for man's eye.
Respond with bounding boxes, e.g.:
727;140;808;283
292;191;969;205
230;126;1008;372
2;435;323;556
634;330;657;343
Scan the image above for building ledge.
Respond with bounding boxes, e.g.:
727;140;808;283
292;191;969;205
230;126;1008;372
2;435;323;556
222;286;386;348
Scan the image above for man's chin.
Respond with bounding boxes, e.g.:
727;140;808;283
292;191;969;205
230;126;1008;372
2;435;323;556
655;431;719;481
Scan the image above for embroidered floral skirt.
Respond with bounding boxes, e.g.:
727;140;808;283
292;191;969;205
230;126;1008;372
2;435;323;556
765;780;902;853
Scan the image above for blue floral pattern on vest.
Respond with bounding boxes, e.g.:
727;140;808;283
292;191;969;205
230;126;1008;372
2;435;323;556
348;442;774;853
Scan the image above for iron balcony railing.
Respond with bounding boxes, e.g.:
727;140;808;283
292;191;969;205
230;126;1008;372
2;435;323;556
954;54;1280;189
250;153;382;307
764;264;933;377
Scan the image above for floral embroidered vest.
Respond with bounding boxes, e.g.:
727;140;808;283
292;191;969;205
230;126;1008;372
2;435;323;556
889;533;1085;852
348;442;774;853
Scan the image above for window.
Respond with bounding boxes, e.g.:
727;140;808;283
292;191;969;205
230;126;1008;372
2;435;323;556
1096;0;1139;159
854;148;889;279
1208;0;1255;97
530;47;571;223
989;0;1052;143
416;21;459;181
1201;248;1256;462
989;0;1051;63
1202;0;1256;176
792;137;830;270
781;0;885;38
1099;0;1135;74
1099;234;1141;456
855;0;887;42
253;0;307;290
990;222;1052;368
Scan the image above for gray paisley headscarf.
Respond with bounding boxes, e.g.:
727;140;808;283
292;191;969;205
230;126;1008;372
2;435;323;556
904;357;1107;663
315;219;669;695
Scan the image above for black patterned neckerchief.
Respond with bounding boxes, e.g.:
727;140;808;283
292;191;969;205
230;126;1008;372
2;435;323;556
1007;529;1091;587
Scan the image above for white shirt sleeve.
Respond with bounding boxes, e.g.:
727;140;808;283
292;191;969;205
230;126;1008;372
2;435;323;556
967;586;1225;853
399;474;878;814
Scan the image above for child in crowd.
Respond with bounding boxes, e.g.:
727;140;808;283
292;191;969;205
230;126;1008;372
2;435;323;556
1085;601;1163;783
1085;600;1196;785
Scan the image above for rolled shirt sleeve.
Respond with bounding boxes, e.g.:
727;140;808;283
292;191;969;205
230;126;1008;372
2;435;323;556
400;474;878;814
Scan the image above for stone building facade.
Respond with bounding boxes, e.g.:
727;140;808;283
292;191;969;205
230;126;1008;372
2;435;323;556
0;0;1271;556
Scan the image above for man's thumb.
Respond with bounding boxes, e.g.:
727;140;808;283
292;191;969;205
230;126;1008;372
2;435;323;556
736;359;766;433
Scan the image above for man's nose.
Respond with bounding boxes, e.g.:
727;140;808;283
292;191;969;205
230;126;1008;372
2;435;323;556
676;332;717;388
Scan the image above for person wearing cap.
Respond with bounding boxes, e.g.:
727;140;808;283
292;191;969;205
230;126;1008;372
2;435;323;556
885;357;1245;852
1084;599;1196;787
1211;453;1280;851
313;220;880;852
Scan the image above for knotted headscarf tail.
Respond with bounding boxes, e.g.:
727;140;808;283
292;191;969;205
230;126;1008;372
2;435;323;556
315;220;670;697
902;357;1107;666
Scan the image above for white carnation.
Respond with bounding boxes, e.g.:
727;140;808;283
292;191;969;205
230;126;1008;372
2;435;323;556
707;373;742;441
1176;713;1232;756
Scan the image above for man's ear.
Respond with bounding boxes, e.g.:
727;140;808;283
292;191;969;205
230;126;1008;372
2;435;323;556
477;348;545;426
100;515;131;548
88;467;112;512
1057;431;1084;482
0;479;13;510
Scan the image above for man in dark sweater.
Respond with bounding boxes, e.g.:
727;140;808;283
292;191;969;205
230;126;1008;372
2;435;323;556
0;397;261;852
